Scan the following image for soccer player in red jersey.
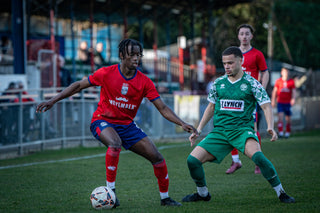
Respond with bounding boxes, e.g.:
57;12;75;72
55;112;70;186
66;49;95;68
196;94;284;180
225;24;269;174
271;67;296;138
36;38;197;207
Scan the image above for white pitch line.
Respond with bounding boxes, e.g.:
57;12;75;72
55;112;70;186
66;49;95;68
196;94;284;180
0;143;189;170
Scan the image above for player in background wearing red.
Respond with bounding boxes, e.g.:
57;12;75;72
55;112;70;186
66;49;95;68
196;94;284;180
36;39;197;207
225;24;269;174
271;68;296;138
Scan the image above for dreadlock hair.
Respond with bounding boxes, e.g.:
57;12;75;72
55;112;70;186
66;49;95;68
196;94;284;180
237;23;255;34
222;46;243;58
118;39;143;59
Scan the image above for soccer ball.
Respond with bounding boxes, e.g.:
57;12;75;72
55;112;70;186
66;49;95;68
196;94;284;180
90;186;116;210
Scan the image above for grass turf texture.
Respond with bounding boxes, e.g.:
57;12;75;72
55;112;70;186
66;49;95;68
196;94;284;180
0;130;319;212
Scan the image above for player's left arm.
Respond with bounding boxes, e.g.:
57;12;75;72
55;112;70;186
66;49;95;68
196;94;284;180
260;102;278;141
152;98;197;134
260;70;269;89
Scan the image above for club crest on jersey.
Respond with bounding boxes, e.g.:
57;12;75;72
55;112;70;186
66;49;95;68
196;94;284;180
220;99;244;111
121;83;129;95
240;83;248;91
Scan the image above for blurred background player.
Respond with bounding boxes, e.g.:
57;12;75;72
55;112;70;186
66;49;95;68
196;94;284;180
271;67;296;138
225;24;269;174
36;38;197;207
94;42;106;68
78;41;90;65
57;55;72;87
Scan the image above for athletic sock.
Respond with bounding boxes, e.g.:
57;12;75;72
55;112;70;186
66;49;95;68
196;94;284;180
251;151;281;187
232;154;241;163
105;147;121;187
273;183;285;197
231;148;239;156
106;181;115;190
187;155;207;187
285;123;291;136
160;192;169;200
197;186;209;197
153;159;169;198
278;121;283;135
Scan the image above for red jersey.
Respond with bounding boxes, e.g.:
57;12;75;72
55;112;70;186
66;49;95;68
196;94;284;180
274;78;295;104
242;47;268;80
88;64;160;125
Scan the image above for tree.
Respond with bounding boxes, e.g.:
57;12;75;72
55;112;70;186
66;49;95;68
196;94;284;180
273;0;320;68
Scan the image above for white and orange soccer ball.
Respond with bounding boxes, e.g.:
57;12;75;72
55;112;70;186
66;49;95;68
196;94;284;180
90;186;116;210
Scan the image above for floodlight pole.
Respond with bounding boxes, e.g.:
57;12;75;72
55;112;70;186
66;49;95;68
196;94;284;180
267;0;274;73
70;0;76;81
90;0;94;73
12;0;27;74
178;36;186;91
153;9;158;86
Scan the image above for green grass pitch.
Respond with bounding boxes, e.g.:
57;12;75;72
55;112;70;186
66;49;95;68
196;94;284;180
0;130;319;212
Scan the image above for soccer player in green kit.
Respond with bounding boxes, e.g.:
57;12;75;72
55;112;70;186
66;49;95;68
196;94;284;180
182;46;295;203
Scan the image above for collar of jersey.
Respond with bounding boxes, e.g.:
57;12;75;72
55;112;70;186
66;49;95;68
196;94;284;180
242;47;253;54
227;72;245;84
118;64;137;80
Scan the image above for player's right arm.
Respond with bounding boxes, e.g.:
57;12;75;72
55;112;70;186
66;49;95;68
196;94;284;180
36;78;91;113
189;102;215;146
260;102;278;141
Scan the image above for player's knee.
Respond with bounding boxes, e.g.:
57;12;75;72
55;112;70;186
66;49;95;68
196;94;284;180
147;151;163;164
102;139;121;148
187;155;202;169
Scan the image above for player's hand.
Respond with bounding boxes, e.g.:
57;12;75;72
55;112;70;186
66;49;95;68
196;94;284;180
267;129;278;141
271;101;275;108
36;101;54;113
189;132;199;147
181;123;198;135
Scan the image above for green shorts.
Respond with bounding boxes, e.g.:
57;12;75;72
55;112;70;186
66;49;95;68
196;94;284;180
198;127;259;164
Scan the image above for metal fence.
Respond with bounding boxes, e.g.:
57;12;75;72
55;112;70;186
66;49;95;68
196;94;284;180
0;88;319;159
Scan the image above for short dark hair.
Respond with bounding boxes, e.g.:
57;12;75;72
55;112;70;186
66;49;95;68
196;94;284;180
237;24;254;34
222;46;243;58
118;39;143;59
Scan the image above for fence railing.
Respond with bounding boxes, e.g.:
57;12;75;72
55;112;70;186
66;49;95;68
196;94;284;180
1;88;319;159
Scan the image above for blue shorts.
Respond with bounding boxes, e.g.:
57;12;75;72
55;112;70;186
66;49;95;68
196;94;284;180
277;103;292;116
90;120;147;150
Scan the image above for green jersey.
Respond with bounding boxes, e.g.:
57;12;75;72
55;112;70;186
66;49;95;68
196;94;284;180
207;72;270;129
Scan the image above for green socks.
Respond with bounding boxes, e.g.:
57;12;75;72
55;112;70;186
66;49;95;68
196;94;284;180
252;151;281;187
187;155;207;187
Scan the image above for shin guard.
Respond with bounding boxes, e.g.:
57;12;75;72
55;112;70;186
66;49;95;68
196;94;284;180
252;152;281;187
187;155;206;187
153;160;169;193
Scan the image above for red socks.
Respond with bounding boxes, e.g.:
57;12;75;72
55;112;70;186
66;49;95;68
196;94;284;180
105;147;121;183
286;123;291;134
153;160;169;193
106;148;169;194
278;121;283;134
231;148;238;155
